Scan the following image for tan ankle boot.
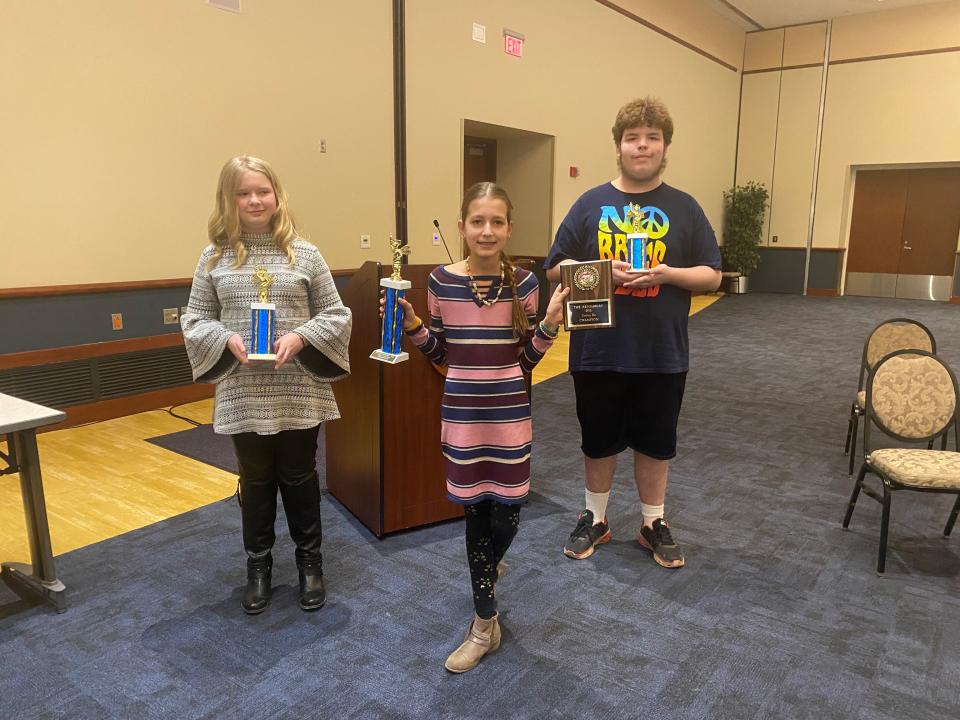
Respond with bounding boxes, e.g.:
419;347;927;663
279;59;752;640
444;613;501;673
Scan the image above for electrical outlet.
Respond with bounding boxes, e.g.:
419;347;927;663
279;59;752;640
163;308;179;325
360;234;371;249
111;313;123;331
319;139;327;153
771;235;778;243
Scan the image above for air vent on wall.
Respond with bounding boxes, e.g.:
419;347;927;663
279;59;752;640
0;361;96;409
0;345;195;410
98;347;194;399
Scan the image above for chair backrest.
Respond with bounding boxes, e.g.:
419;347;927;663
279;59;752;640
858;318;936;389
865;349;959;450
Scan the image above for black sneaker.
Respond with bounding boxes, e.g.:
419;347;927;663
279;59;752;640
563;510;611;559
637;518;685;568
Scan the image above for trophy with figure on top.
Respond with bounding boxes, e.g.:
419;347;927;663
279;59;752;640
370;235;412;363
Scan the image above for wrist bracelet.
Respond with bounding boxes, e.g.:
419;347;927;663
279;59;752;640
539;320;559;338
403;315;423;332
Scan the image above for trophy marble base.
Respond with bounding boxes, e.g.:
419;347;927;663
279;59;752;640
248;353;278;362
369;349;409;364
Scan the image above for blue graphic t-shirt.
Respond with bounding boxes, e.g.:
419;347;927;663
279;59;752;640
545;182;721;373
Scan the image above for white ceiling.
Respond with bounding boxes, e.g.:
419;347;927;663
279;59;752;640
710;0;948;30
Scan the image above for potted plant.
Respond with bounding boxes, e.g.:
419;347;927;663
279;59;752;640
721;181;769;293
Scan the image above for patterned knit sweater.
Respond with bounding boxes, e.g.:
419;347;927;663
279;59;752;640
181;233;351;435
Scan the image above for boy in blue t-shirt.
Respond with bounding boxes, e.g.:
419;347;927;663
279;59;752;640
545;96;722;568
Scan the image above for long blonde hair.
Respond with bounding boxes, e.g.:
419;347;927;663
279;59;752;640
206;155;298;271
460;182;531;340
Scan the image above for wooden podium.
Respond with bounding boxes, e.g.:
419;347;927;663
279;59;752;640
326;261;463;537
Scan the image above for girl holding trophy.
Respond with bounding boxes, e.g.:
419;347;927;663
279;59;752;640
389;182;567;673
181;156;351;615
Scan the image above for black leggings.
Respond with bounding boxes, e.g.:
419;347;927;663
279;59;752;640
464;500;521;619
231;425;323;564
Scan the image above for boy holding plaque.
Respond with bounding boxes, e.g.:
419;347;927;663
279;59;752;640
182;156;352;614
388;182;568;673
545;97;721;568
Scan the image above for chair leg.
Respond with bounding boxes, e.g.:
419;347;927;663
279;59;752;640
844;403;856;455
848;412;860;476
877;485;891;574
945;495;960;536
843;464;867;528
940;433;948;451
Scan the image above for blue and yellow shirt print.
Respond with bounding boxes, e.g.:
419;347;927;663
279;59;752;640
598;204;669;298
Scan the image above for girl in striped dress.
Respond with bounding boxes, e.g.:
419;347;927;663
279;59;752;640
393;182;567;673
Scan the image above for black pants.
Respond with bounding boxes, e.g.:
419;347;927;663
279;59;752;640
464;500;521;619
231;425;322;564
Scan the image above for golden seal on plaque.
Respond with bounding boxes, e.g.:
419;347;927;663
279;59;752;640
573;264;601;291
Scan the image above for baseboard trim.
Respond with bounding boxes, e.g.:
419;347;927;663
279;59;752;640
807;288;839;297
951;296;960;305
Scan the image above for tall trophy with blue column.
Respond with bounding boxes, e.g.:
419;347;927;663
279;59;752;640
370;235;411;364
626;202;651;274
249;266;277;361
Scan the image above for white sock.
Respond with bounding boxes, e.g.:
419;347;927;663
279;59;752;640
585;489;610;525
640;502;664;529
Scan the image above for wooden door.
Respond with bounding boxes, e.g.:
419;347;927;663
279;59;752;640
846;167;960;300
898;167;960;276
846;170;908;275
464;136;497;189
463;137;497;257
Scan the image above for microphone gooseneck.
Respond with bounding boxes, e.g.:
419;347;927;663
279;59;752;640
433;219;455;264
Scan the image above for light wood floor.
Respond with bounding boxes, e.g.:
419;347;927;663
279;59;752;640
1;293;723;563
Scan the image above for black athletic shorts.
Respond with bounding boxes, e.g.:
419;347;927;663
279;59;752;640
571;371;687;460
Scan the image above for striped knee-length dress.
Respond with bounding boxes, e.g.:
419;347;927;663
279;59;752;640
406;266;556;505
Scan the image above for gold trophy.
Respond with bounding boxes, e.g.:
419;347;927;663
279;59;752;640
249;267;277;361
626;202;651;274
370;235;412;363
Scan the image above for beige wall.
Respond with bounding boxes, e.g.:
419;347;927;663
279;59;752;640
815;52;960;250
831;0;960;61
2;0;742;290
405;0;742;269
611;0;745;70
496;134;555;259
736;63;823;248
815;2;960;251
768;68;822;248
1;0;396;288
736;2;960;262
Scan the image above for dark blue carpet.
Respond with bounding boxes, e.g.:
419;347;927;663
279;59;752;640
2;293;959;719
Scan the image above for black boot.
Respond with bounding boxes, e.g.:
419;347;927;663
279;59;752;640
242;553;272;614
297;558;326;611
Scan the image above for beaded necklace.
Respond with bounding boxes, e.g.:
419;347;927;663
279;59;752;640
464;257;505;307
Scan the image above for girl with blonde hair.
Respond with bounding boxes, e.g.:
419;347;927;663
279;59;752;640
182;155;352;614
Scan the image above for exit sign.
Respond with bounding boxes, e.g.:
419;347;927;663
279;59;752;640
503;30;524;58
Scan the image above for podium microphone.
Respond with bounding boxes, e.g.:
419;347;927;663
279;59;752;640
433;219;455;264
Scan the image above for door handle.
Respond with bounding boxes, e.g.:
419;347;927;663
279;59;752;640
903;245;912;251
